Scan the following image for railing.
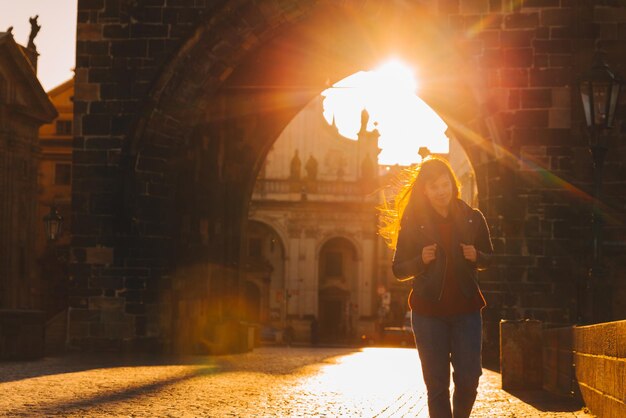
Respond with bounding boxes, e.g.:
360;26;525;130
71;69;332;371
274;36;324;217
254;179;292;194
253;179;376;197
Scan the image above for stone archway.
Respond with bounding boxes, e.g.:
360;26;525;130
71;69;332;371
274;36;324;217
74;0;624;354
142;4;495;353
75;2;500;353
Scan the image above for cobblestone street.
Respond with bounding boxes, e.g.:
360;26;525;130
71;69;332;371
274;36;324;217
0;347;591;417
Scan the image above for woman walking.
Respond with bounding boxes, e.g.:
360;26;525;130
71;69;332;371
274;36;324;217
380;157;493;418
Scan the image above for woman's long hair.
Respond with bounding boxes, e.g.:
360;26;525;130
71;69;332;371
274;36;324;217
379;157;461;250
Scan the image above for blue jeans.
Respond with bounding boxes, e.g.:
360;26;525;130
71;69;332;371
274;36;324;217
411;311;482;418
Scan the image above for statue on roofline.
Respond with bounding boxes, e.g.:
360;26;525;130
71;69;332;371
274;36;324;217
28;15;40;50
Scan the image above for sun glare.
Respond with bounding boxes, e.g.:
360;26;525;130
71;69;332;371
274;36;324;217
322;60;448;166
296;348;424;415
370;60;418;94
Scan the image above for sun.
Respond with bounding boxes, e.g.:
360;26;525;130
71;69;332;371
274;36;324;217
368;60;418;95
321;60;448;166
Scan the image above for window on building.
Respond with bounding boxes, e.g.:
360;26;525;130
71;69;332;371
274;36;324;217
54;163;71;185
248;238;262;257
325;251;343;276
55;120;72;135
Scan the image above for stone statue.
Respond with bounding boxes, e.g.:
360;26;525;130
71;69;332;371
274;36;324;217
27;15;40;50
290;150;301;180
305;155;318;181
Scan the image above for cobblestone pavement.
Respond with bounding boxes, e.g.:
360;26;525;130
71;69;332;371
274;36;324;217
0;347;592;417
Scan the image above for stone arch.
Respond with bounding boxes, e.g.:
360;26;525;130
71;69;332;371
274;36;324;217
317;236;360;287
315;233;363;263
246;217;289;260
125;1;503;352
130;1;500;183
244;219;286;265
128;2;501;250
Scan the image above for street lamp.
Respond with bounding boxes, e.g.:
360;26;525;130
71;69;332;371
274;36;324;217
579;51;621;134
43;206;64;241
577;50;621;324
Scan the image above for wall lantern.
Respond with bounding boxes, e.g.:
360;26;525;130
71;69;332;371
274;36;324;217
577;49;622;324
43;206;63;241
579;51;621;134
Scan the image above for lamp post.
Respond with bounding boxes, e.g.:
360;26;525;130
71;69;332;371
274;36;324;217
577;50;621;324
43;206;64;241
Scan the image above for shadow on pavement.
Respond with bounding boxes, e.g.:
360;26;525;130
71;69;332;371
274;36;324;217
4;366;217;416
1;347;366;416
0;347;359;384
505;389;585;413
0;354;206;384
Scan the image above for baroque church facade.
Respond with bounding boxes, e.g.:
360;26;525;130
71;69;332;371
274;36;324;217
246;97;387;343
245;96;478;344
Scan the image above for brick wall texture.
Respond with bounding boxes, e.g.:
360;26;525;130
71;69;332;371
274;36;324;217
72;0;626;352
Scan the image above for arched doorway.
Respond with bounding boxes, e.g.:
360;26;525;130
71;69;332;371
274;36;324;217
318;286;349;342
318;237;358;343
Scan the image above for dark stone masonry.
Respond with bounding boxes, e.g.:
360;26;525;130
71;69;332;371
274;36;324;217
71;0;626;356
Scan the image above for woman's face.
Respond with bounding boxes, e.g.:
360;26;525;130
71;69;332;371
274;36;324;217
424;174;453;211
